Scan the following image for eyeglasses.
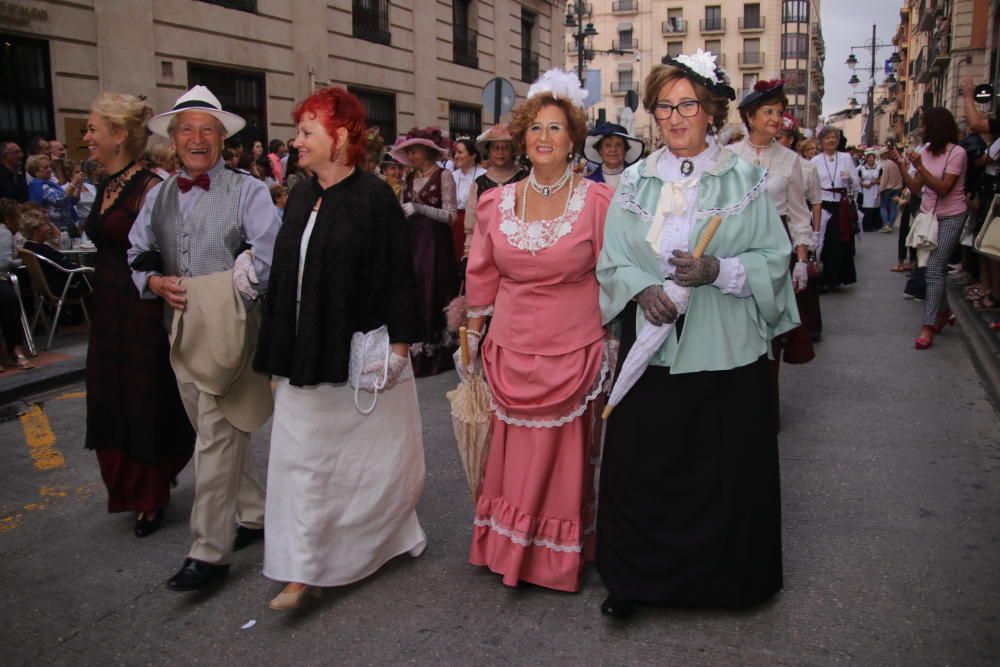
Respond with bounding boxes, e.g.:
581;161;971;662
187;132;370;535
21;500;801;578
651;100;702;120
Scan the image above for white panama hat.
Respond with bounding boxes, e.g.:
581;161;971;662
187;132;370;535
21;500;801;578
147;85;246;138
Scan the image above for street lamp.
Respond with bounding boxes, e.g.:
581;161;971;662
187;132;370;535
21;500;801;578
844;25;897;145
566;1;598;86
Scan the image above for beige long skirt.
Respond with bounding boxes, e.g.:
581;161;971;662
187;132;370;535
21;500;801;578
263;372;427;587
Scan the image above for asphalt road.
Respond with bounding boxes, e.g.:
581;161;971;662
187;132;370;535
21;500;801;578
1;232;998;666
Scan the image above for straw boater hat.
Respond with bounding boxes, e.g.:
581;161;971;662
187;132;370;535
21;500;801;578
583;121;644;166
148;85;246;138
474;124;515;155
390;126;450;165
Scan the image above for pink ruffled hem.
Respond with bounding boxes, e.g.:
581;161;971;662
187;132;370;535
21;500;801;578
469;496;594;592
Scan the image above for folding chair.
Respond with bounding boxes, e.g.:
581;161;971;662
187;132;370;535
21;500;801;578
0;270;37;357
17;248;94;350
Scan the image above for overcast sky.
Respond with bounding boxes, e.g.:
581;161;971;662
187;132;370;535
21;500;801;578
821;0;905;121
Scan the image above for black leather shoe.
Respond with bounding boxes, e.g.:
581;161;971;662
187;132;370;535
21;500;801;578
233;525;264;551
166;558;229;592
600;594;634;620
134;511;164;538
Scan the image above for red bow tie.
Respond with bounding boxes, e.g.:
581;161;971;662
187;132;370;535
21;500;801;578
177;173;211;193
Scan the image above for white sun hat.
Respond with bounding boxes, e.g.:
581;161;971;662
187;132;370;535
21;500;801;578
147;85;246;138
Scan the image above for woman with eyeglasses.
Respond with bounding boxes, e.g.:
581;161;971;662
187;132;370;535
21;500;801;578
595;53;799;619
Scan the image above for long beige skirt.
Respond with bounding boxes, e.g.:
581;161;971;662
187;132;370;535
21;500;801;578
263;372;427;587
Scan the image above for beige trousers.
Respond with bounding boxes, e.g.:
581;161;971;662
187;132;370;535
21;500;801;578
178;381;266;565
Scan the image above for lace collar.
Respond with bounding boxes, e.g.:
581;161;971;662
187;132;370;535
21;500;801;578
498;179;591;254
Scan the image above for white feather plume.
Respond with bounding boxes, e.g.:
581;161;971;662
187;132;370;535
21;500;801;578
527;69;589;108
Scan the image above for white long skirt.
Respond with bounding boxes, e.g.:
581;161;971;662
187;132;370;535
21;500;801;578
263;372;427;587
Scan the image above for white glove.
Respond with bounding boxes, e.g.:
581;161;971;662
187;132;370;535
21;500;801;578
402;202;416;217
792;261;809;292
812;230;824;259
412;202;453;224
384;353;410;389
453;330;481;381
361;352;410;392
233;250;259;300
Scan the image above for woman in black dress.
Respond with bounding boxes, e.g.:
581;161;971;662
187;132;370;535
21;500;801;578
83;93;194;537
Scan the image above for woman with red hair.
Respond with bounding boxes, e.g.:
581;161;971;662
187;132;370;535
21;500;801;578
254;87;427;610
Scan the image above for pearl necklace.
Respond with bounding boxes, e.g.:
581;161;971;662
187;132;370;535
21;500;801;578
520;171;575;222
602;164;625;175
747;137;774;151
528;164;573;198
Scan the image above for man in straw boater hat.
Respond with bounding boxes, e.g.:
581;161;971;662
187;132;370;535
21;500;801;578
127;85;281;592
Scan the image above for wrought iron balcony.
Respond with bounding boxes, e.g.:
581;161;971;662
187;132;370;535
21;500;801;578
453;26;479;69
612;0;638;13
611;81;637;94
612;39;638;51
700;17;726;33
353;0;391;45
738;51;765;68
661;19;687;35
739;16;765;31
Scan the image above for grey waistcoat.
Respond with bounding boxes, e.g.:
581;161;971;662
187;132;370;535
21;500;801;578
151;167;246;278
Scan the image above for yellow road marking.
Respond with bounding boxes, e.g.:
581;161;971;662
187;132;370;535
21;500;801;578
19;405;65;470
0;513;22;533
53;391;86;401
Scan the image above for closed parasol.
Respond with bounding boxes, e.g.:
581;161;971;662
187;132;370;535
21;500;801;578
603;214;724;419
446;326;494;504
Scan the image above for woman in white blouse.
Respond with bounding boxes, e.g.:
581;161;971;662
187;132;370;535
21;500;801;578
856;151;883;231
811;127;860;290
448;137;485;265
731;80;815;429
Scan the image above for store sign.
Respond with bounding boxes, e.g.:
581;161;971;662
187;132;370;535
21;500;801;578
0;2;48;25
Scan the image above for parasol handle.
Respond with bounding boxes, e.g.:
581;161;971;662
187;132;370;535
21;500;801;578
692;214;723;258
459;326;470;368
601;214;724;422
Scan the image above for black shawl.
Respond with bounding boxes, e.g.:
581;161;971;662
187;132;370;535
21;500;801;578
254;170;423;386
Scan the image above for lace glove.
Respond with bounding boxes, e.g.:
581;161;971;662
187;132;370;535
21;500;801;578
402;202;416;217
636;285;678;326
232;250;259;300
412;202;453;224
453;329;481;381
669;250;721;288
360;352;410;392
383;353;410;390
792;261;809;292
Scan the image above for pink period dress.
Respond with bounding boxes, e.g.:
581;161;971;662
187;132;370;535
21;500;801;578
466;178;612;592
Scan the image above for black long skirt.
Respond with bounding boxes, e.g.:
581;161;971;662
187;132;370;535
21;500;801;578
408;213;458;377
596;303;783;609
820;201;857;289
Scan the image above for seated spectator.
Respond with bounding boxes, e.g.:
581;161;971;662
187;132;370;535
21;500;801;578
26;154;79;235
20;208;91;298
269;184;288;214
76;159;104;223
0;199;33;371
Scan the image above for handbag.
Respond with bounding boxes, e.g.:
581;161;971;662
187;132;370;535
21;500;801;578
974;193;1000;260
348;325;390;415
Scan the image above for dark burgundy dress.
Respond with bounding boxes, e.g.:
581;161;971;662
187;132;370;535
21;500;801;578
402;168;458;377
84;169;194;514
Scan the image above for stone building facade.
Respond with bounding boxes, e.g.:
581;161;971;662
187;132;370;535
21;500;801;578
0;0;564;158
890;0;995;144
565;0;825;144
